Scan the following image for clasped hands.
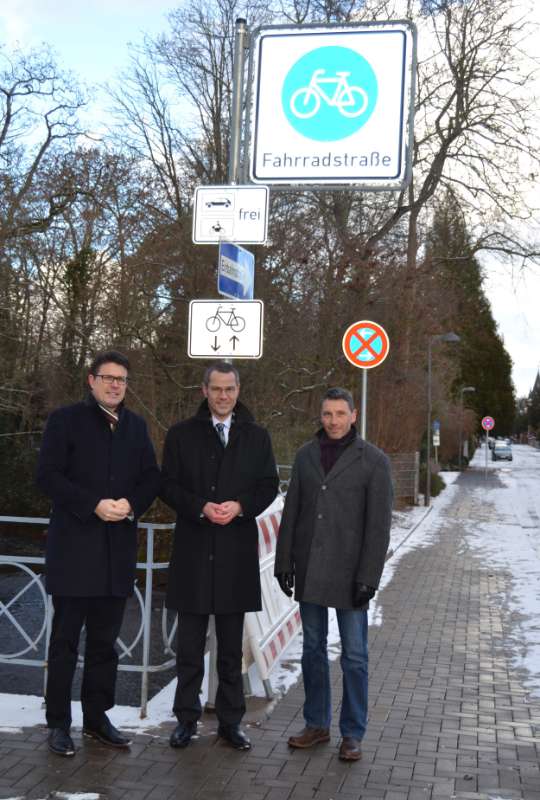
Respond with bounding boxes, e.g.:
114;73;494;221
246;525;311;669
95;498;132;522
203;500;242;526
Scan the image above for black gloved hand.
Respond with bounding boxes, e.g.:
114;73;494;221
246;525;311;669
276;572;294;598
353;582;376;608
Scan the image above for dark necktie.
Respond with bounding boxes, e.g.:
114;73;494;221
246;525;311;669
98;403;119;431
215;422;227;447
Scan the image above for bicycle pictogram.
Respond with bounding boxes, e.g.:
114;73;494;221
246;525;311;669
290;69;368;119
205;305;246;333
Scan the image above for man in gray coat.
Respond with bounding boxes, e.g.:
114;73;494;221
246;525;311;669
274;387;393;761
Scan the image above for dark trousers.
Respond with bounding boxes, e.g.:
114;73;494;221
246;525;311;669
45;595;126;731
173;612;245;727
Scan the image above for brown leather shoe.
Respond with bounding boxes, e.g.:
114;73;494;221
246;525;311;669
339;737;362;761
288;727;330;749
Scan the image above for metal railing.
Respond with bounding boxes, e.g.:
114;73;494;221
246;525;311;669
0;516;177;718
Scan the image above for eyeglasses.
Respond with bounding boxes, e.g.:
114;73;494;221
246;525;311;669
95;374;128;385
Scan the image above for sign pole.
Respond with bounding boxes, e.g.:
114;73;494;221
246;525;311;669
228;18;248;184
481;416;494;478
360;368;367;440
342;320;389;443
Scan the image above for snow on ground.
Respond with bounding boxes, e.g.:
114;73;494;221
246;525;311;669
462;443;540;698
2;453;539;731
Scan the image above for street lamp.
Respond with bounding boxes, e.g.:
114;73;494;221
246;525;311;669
458;386;476;470
426;332;461;506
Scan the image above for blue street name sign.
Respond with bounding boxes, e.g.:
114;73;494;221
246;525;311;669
218;242;255;300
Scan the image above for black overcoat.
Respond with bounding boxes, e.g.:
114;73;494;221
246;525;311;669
36;396;160;597
274;432;393;609
160;399;279;614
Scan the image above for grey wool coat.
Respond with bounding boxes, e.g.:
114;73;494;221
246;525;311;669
274;433;393;609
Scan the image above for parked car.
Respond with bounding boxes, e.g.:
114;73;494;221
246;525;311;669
492;443;513;461
488;436;496;449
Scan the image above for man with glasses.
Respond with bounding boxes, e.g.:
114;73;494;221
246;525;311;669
161;361;278;751
37;351;160;757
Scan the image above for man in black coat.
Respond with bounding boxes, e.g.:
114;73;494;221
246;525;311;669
36;351;160;757
161;361;278;751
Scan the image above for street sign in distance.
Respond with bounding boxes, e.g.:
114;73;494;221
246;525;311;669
249;21;416;188
432;420;440;433
433;431;440;447
188;300;264;360
193;185;269;244
218;242;255;300
342;320;390;369
481;416;495;431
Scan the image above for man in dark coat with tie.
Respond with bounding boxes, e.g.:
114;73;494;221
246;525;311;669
160;361;278;751
274;387;393;762
36;350;160;757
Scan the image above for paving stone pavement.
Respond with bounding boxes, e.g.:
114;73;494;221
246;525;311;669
1;468;539;799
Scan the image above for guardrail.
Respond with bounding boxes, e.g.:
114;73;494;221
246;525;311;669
0;500;298;717
0;516;176;718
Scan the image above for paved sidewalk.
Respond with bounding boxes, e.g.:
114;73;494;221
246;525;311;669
1;468;539;799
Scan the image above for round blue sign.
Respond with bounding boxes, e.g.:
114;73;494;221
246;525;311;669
281;46;378;142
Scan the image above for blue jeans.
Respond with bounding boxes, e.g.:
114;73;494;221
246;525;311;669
300;601;368;739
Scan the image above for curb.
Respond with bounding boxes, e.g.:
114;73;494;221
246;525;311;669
385;504;433;562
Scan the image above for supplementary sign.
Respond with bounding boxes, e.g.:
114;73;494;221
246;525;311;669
342;320;390;369
192;185;269;244
218;242;254;300
188;299;263;359
249;21;416;188
481;416;495;431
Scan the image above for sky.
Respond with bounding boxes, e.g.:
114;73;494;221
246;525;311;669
0;1;539;398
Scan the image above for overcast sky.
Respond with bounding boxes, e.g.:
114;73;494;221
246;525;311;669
1;1;539;398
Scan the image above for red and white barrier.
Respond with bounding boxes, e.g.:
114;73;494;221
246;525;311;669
243;497;302;698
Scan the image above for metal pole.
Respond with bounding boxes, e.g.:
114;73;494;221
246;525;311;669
426;339;432;506
140;525;154;718
205;617;218;711
360;369;367;440
43;593;53;702
228;18;248;185
485;430;488;478
458;390;463;470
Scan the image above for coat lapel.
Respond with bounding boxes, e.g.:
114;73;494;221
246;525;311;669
306;441;325;480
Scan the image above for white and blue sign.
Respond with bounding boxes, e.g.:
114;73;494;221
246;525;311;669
282;46;378;141
218;242;255;300
250;22;416;187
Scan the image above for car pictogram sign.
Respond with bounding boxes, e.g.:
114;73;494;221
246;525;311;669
342;320;390;369
481;416;495;431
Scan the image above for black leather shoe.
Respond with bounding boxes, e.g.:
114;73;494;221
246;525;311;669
217;724;251;751
169;721;197;749
48;728;75;757
83;717;131;748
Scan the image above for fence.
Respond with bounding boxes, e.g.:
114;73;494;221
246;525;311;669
388;452;420;505
0;503;295;716
0;516;177;718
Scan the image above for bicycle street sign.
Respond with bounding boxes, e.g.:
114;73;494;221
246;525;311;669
218;242;255;300
188;300;264;359
342;320;390;369
192;185;269;244
249;21;416;188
